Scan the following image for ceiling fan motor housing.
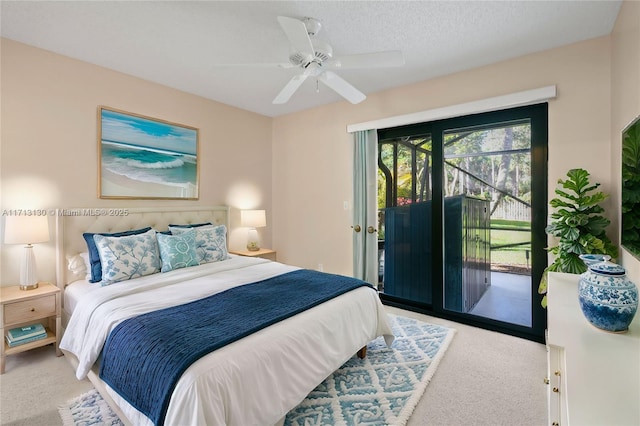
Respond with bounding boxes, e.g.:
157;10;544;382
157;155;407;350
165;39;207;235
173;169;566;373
289;39;333;66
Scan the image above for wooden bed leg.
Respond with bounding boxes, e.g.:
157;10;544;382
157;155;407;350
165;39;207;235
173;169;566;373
357;346;367;359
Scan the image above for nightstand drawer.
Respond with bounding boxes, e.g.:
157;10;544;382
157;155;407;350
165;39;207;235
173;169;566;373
4;294;56;324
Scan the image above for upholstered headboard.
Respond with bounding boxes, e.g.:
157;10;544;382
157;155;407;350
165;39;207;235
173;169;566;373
55;206;230;288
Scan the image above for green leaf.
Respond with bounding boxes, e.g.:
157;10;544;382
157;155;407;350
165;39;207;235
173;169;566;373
538;269;548;294
584;216;611;235
549;200;578;212
563;168;592;193
560;254;587;274
560;227;580;241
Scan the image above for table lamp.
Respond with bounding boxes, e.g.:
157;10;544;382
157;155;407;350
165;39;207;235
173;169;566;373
241;210;266;251
4;215;50;290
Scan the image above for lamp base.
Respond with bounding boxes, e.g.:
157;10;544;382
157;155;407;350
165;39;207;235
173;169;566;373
19;244;39;291
246;228;260;251
19;282;39;291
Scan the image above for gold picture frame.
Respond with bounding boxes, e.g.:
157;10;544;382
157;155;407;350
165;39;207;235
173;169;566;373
98;106;199;200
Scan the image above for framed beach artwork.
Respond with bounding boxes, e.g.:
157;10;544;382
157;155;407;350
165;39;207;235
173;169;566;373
98;106;199;200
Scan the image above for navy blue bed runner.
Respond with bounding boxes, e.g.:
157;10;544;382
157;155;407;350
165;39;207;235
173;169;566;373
99;269;373;426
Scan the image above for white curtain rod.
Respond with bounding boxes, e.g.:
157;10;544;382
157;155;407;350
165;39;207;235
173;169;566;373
347;85;557;133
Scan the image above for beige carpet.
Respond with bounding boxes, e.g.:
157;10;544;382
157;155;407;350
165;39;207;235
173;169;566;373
0;306;547;426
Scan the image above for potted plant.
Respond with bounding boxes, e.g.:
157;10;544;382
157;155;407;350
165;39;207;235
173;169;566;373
538;168;618;307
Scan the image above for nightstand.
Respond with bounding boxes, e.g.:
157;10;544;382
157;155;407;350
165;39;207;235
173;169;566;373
0;282;62;374
230;248;277;261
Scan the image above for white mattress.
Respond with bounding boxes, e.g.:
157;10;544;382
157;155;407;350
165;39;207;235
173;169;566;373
64;279;96;315
61;256;394;425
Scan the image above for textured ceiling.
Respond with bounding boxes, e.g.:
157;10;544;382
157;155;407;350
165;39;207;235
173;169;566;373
1;1;622;117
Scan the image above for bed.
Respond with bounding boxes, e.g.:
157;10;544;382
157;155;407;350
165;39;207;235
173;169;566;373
56;206;394;426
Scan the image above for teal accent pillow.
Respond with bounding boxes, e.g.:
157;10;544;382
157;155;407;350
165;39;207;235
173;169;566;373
93;229;160;286
169;224;228;264
157;228;200;272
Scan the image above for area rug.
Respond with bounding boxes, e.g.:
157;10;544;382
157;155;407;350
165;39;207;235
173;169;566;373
59;314;454;426
284;314;456;426
59;388;123;426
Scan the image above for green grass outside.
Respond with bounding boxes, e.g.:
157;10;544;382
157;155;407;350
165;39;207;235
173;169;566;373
490;219;530;267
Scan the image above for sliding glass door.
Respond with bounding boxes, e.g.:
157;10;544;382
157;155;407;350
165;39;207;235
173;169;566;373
378;133;433;304
377;104;547;342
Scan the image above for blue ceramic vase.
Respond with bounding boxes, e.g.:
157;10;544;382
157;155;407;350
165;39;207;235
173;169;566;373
578;258;639;333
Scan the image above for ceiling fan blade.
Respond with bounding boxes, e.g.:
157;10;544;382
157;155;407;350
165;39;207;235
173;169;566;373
273;72;310;104
213;62;296;69
318;71;366;104
277;16;315;61
327;50;405;69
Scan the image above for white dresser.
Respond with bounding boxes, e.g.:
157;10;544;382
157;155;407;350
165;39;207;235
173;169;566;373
546;272;640;425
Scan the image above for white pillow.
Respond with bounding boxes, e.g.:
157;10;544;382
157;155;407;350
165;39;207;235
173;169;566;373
67;252;91;281
93;229;160;286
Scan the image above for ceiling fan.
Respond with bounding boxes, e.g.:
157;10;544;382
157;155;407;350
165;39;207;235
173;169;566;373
269;16;405;105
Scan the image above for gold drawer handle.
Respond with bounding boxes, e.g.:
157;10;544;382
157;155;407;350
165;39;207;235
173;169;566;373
553;387;559;393
544;377;550;385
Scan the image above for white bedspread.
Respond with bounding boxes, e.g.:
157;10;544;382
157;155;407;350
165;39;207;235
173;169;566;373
61;256;394;426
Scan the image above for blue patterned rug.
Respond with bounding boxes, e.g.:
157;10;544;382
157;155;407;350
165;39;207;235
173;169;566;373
284;314;455;426
59;389;123;426
59;315;454;426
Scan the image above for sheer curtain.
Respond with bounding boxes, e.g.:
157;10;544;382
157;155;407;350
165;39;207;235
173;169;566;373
352;129;378;284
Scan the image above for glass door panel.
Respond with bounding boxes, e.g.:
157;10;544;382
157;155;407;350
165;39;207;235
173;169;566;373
378;134;433;305
442;122;533;327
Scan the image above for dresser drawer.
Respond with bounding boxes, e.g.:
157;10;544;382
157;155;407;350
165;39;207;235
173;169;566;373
3;294;56;324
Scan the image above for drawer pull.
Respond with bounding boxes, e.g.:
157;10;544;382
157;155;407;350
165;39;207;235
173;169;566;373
30;308;35;312
544;377;550;385
554;370;561;376
552;422;559;426
553;387;559;393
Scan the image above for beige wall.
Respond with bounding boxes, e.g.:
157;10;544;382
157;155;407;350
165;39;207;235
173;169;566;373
273;36;614;276
611;0;640;283
2;1;638;284
1;39;273;285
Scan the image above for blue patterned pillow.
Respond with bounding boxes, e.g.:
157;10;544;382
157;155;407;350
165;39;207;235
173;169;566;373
156;229;199;272
83;227;152;283
93;229;160;286
169;224;228;264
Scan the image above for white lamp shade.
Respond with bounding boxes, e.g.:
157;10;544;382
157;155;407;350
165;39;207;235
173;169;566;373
241;210;266;228
4;215;50;244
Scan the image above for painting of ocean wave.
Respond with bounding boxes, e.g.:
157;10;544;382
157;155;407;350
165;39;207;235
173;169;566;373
99;107;199;199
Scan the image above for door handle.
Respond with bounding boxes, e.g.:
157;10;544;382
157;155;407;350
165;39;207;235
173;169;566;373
367;226;377;234
351;225;361;233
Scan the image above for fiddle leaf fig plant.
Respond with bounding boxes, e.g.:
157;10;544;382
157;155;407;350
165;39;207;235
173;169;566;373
538;168;618;307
